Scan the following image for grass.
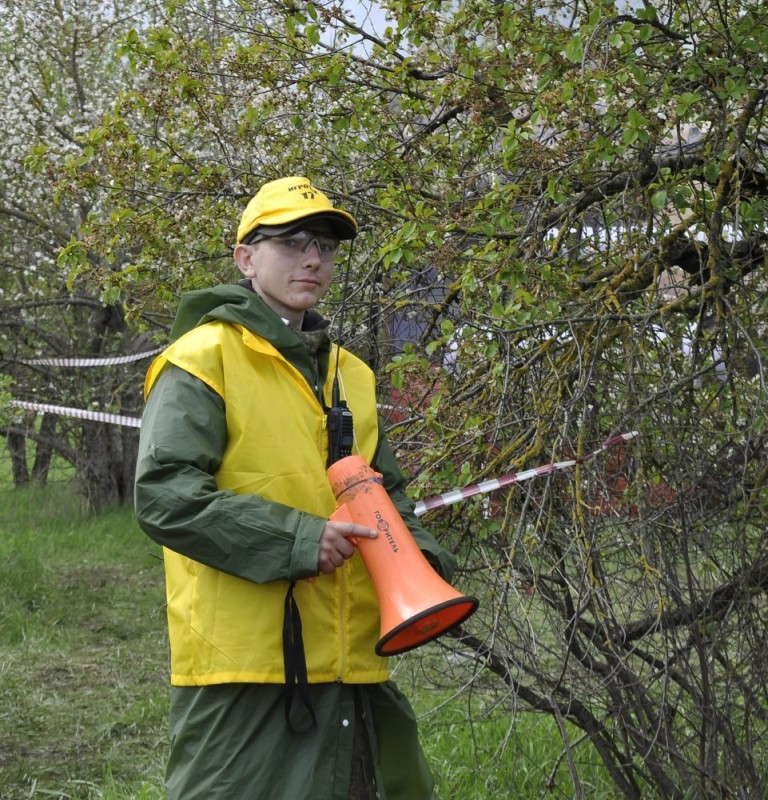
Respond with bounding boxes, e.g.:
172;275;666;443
0;484;168;799
403;663;617;800
0;482;616;799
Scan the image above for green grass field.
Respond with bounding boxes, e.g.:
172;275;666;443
0;482;615;799
0;484;168;799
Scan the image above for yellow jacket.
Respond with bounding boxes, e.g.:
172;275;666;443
144;320;389;685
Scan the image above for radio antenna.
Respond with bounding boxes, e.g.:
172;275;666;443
332;216;357;404
326;196;360;464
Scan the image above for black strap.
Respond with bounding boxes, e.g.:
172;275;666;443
283;581;318;733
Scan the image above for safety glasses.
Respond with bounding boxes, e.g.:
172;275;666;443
249;230;340;262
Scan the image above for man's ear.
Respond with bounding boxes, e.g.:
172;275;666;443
233;243;257;278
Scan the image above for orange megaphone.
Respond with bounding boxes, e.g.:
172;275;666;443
327;455;478;656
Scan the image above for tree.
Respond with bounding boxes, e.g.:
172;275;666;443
4;0;768;795
0;1;176;508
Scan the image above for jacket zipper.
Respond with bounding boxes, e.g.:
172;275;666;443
337;562;347;680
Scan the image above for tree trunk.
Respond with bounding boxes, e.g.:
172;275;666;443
31;413;57;484
7;432;29;487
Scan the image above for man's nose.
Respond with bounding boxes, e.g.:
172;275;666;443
302;238;324;258
302;240;323;264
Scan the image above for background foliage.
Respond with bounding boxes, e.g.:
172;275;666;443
2;1;767;797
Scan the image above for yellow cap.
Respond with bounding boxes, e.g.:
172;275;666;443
236;176;358;243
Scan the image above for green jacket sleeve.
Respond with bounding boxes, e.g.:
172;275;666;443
134;364;325;583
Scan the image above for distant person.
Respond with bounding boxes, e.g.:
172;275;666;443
134;176;456;799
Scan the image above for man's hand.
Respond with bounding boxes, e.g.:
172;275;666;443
318;520;377;574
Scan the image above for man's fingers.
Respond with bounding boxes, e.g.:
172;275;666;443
348;523;377;539
318;521;378;574
327;521;377;540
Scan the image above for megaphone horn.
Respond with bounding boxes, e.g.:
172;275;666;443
327;456;479;657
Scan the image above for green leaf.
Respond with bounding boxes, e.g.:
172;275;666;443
563;37;584;63
305;24;320;46
703;160;721;183
623;127;639;145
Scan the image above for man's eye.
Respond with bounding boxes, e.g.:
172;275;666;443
319;241;336;254
281;238;302;249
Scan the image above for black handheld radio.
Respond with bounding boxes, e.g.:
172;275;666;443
326;382;354;465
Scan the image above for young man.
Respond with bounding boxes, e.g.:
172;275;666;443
134;176;456;799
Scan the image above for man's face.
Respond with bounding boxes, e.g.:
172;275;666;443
234;222;339;324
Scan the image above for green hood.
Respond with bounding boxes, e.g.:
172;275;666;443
168;282;331;396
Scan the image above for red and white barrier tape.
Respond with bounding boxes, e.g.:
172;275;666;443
7;398;639;517
8;398;439;432
16;348;162;367
9;348;158;428
9;400;142;428
413;432;640;517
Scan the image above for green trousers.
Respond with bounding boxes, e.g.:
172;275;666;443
166;681;436;800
